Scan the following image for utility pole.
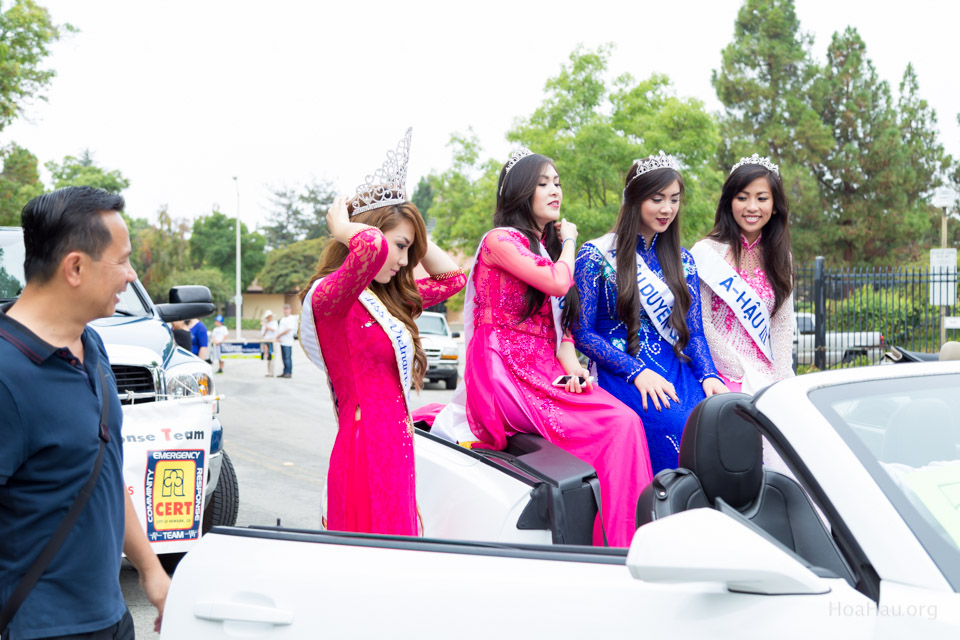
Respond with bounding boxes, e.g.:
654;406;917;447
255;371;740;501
233;177;242;341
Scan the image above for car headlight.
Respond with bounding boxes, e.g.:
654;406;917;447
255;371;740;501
165;361;216;398
441;346;458;360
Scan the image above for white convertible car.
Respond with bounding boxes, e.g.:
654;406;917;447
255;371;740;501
160;362;960;638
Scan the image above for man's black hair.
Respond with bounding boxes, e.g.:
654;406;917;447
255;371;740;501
21;186;126;284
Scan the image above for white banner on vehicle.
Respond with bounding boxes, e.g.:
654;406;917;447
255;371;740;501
122;398;213;555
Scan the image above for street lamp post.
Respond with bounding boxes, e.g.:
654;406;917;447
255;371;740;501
233;177;242;341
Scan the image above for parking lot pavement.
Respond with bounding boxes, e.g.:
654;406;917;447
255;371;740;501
124;340;462;636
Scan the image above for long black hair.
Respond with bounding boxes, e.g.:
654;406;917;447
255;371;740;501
614;165;691;361
494;153;578;329
707;164;793;314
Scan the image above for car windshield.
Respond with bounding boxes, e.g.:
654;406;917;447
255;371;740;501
0;231;26;301
116;285;151;316
810;374;960;578
416;315;447;335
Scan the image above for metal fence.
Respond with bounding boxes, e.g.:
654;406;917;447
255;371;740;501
793;257;959;369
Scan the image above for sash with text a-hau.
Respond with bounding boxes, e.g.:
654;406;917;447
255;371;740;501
122;398;213;554
691;240;773;362
300;278;415;415
587;233;677;345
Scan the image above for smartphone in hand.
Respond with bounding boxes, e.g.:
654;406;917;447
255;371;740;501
552;375;594;387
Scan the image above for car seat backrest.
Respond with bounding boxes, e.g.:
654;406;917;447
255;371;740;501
678;393;762;509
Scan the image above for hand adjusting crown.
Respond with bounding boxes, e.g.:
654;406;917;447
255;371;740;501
350;127;413;217
499;147;534;196
730;153;779;176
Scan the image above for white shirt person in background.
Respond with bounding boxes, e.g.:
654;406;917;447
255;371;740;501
211;314;229;373
260;310;279;377
276;304;298;378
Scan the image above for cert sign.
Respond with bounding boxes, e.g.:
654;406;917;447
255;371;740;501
145;449;204;539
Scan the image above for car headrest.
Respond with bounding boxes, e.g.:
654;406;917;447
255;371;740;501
678;393;762;509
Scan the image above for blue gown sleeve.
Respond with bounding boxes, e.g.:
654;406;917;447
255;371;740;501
573;245;645;382
682;250;722;383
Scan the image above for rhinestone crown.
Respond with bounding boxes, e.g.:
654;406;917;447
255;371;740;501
350;127;412;217
730;153;779;176
623;150;681;195
499;147;534;196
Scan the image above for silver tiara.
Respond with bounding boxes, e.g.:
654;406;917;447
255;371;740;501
350;127;412;217
499;147;534;196
730;154;779;176
623;150;681;195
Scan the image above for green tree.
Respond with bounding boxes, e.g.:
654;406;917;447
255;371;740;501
807;29;948;264
411;176;434;221
188;210;266;292
133;206;190;301
299;179;336;240
256;237;327;294
509;45;721;244
45;149;130;193
0;1;72;132
0;143;42;224
157;267;233;305
261;185;303;249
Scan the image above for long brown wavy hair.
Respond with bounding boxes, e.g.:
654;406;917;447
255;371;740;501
615;165;691;361
707;164;794;314
299;201;429;389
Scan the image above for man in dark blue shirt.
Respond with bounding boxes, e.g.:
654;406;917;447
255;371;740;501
0;187;169;638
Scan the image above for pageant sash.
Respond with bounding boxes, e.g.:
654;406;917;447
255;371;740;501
300;278;415;414
587;233;678;345
432;227;565;444
691;241;773;363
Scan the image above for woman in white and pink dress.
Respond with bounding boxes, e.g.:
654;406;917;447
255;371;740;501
691;155;795;395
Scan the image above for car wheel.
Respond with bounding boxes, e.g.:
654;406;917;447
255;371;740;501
203;450;239;533
445;376;457;390
158;451;240;575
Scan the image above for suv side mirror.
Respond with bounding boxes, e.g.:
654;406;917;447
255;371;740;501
451;332;461;339
157;285;215;322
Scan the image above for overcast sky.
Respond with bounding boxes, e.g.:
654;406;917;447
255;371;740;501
4;0;958;229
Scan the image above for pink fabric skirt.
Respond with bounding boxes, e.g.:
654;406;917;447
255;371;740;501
326;415;418;536
466;325;653;547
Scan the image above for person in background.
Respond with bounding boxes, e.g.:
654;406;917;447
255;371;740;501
170;319;193;352
211;314;229;373
260;309;278;377
0;186;168;638
276;303;298;378
187;317;209;362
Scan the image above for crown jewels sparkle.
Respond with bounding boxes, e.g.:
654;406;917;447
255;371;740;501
350;127;413;217
730;154;779;176
623;150;681;196
499;147;534;196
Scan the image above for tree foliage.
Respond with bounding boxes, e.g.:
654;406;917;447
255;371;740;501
0;0;71;132
714;0;950;266
261;179;336;249
427;46;722;253
46;149;130;193
256;236;328;294
156;267;233;305
188;210;266;293
0;143;42;224
132;206;190;301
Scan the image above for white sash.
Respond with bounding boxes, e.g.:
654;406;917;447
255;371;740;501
432;227;565;444
691;240;773;363
300;278;415;415
587;233;677;345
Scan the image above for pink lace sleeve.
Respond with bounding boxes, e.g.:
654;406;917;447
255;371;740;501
311;228;387;319
417;271;467;308
483;229;573;297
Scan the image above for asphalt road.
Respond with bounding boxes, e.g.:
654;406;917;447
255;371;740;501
122;341;460;636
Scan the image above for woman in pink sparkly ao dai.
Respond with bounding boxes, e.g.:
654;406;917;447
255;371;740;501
442;149;653;547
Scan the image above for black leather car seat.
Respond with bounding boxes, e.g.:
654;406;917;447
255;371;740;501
636;393;853;583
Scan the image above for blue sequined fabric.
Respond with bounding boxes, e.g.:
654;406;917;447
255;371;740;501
573;234;721;473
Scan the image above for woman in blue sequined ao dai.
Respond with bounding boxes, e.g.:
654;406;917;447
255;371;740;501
572;154;728;474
